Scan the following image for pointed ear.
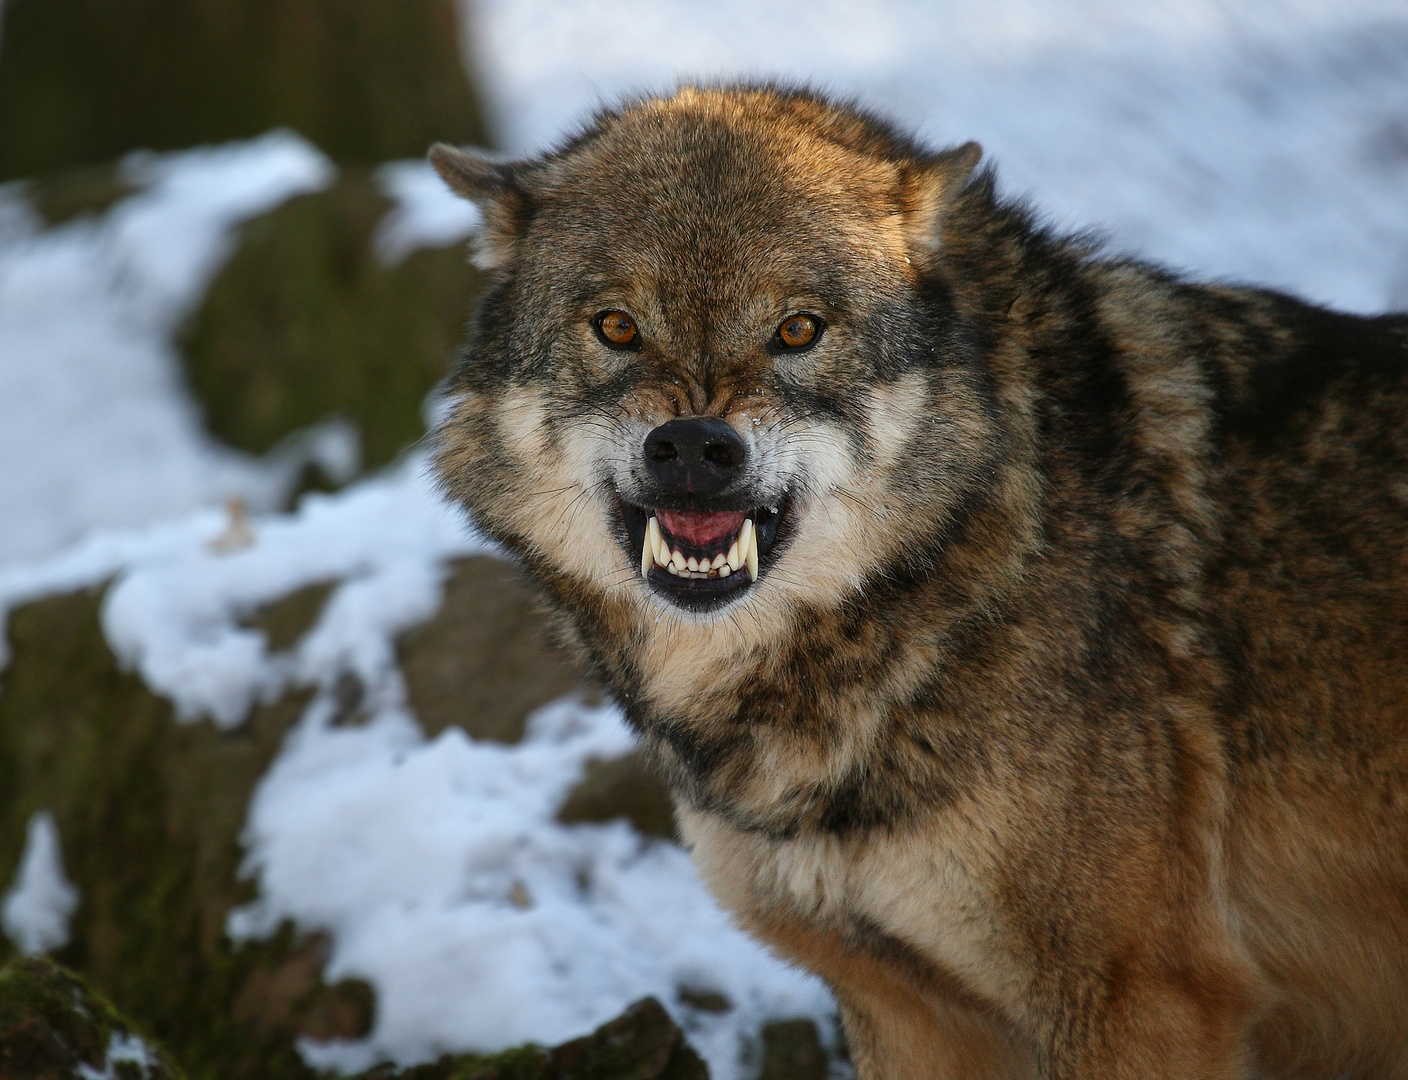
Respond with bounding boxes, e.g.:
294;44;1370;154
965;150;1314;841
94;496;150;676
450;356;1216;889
900;141;983;254
428;143;535;269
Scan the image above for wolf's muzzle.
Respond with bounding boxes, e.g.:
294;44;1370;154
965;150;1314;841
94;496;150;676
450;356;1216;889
643;418;745;497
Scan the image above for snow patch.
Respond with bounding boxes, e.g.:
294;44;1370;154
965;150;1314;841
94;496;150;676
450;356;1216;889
2;811;80;956
230;697;830;1078
76;1031;159;1080
89;455;478;726
0;132;333;564
374;159;484;265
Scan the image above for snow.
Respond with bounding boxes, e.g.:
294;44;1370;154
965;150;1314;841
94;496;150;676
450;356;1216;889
2;811;80;956
2;1;1406;1076
96;457;483;728
373;160;484;265
0;132;334;565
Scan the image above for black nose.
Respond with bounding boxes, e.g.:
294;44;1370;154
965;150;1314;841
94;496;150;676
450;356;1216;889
643;417;746;496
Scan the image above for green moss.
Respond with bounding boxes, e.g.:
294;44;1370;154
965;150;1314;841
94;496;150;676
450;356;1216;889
342;998;708;1080
0;961;714;1080
357;1044;553;1080
0;0;488;182
177;171;485;476
0;956;186;1080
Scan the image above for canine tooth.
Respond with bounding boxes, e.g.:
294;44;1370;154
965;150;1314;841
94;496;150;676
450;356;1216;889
719;564;730;577
643;517;661;577
743;519;759;582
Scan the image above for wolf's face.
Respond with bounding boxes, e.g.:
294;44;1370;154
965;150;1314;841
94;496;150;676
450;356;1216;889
433;89;1001;696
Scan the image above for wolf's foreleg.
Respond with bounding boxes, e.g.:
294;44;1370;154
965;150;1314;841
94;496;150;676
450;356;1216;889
837;988;1035;1080
1030;952;1261;1080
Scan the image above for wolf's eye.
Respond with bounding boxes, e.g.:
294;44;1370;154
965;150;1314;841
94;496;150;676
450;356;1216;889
593;310;640;350
776;314;822;350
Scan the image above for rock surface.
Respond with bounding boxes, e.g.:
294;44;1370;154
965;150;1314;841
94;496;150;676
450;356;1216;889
0;958;710;1080
756;1019;829;1080
398;558;588;743
178;172;488;483
0;0;488;182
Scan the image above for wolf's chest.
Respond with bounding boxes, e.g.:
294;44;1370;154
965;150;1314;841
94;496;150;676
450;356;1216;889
679;808;1002;998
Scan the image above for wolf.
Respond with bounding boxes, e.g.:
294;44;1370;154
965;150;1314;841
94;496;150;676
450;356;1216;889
428;85;1408;1079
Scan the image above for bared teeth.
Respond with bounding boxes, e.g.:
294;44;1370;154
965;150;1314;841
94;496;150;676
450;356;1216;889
739;517;758;582
643;516;661;578
641;514;762;584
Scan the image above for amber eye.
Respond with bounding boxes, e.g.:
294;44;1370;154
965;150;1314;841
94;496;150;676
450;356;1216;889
594;310;640;349
776;313;821;350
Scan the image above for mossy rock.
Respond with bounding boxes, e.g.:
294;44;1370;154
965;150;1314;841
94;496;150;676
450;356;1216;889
0;956;186;1080
0;586;362;1080
544;997;707;1080
353;997;706;1080
0;0;488;182
178;170;486;480
0;960;709;1080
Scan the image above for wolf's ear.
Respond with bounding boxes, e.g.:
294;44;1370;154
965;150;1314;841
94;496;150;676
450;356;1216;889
901;141;983;254
429;143;536;270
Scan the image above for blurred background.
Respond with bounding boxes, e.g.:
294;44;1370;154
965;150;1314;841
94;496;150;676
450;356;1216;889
0;1;1404;1078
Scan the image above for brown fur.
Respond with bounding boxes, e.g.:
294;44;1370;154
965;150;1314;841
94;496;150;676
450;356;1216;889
428;85;1408;1078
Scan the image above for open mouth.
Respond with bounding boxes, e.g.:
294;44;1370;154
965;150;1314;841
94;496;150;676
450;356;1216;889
620;501;787;611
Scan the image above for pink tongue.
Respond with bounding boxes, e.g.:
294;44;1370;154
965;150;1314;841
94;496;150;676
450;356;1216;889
657;509;746;548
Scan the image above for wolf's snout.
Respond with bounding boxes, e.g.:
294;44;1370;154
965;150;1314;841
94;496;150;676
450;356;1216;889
643;418;745;495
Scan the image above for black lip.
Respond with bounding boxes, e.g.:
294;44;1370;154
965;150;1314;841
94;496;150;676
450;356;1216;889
619;498;789;613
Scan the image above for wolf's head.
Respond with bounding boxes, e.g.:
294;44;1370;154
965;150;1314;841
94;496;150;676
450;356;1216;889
431;86;1032;734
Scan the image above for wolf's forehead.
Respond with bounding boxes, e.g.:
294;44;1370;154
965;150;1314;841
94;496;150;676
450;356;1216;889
532;114;911;294
576;126;893;215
